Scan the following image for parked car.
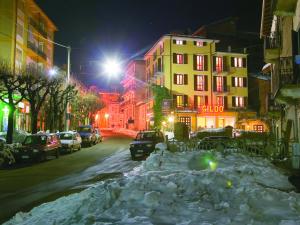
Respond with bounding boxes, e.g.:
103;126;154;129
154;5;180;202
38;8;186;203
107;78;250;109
198;136;231;150
94;128;103;143
59;131;82;153
15;133;61;162
77;125;97;146
129;130;165;160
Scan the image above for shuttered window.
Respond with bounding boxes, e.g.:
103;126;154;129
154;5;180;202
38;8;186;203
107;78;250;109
174;74;188;85
173;53;187;64
194;75;207;91
194;95;208;108
232;96;246;107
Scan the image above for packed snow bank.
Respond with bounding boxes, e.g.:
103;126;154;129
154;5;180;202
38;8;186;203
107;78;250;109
5;145;300;225
113;128;138;138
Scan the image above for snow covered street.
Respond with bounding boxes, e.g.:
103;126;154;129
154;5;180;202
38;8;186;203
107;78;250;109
4;144;300;225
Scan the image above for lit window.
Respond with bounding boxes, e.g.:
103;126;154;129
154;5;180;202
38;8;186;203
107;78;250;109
176;40;183;45
234;77;243;87
216;57;223;72
196;55;204;71
176;54;184;64
176;95;184;107
253;125;264;132
216;76;223;92
233;57;243;67
234;97;244;107
195;96;206;108
175;74;184;85
216;96;224;106
195;75;205;91
195;41;204;47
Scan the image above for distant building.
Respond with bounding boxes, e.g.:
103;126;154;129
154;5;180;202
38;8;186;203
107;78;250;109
144;34;262;132
95;92;120;129
120;60;147;131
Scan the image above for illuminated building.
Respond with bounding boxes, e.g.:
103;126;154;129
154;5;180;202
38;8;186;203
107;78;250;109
0;0;57;132
120;60;147;131
144;34;255;131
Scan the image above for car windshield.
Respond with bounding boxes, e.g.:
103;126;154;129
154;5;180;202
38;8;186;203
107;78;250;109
59;133;73;140
24;135;47;145
78;127;91;133
136;132;156;140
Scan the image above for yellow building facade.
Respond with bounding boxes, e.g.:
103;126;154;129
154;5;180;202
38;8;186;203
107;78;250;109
145;34;250;132
0;0;57;71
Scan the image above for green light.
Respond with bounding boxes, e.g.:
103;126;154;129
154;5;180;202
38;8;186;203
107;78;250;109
198;152;218;171
208;161;218;171
226;180;232;188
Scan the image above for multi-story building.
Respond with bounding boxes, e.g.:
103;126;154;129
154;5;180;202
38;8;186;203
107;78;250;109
260;0;300;146
94;92;121;129
0;0;57;132
144;34;260;132
0;0;57;71
120;60;147;131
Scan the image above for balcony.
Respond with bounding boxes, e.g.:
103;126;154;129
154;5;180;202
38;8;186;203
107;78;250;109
27;41;47;60
264;35;280;63
175;104;197;113
30;19;48;38
274;0;298;16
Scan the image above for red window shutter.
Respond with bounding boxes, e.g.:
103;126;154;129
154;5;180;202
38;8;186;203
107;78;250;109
194;95;197;109
203;42;207;46
184;54;188;64
213;76;217;91
242;58;247;68
232;96;236;107
244;97;248;107
173;74;177;84
173;40;176;44
194;75;197;90
173;53;177;64
232;77;235;87
204;75;208;91
223;56;227;71
193;41;196;45
205;96;208;105
183;40;187;45
204;55;208;71
184;74;188;85
224;96;228;109
243;77;247;87
193;55;197;70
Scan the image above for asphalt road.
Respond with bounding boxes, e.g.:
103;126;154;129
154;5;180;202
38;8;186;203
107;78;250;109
0;131;138;223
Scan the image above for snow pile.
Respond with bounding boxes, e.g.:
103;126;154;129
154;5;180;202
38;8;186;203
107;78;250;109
5;146;300;225
113;128;138;138
0;130;29;144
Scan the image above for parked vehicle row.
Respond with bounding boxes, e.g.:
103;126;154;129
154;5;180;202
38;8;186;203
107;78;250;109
0;127;103;165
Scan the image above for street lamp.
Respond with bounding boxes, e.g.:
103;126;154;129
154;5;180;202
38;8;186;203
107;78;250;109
102;58;121;77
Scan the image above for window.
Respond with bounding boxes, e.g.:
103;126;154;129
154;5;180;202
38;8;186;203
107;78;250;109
174;39;186;45
232;77;247;87
195;41;204;47
194;95;207;108
195;75;205;91
196;55;204;71
176;95;184;107
16;22;23;37
179;117;191;129
216;76;223;92
174;53;187;64
177;54;183;64
231;57;246;68
216;56;223;72
253;125;264;132
216;96;224;106
174;74;187;85
16;48;22;62
232;96;245;107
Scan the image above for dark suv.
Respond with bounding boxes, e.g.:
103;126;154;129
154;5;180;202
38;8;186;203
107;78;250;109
77;125;97;146
15;133;61;162
129;130;164;160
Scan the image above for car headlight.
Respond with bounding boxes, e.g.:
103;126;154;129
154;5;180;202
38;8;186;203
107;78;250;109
33;149;39;153
146;144;152;148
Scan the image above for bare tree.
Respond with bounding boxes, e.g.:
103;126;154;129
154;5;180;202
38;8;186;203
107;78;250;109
0;63;26;144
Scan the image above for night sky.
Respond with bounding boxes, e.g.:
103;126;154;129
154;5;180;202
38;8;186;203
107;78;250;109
35;0;262;89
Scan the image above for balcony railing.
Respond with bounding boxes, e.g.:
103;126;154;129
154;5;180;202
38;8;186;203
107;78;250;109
27;41;47;60
279;56;294;87
264;33;281;62
30;19;48;38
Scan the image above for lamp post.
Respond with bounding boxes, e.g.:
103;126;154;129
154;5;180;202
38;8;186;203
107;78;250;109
66;46;71;131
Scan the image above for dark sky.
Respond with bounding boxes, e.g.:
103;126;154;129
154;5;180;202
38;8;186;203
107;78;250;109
35;0;262;88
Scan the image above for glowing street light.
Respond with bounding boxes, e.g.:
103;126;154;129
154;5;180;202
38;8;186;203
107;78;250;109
104;113;109;119
168;115;175;123
102;58;121;77
48;67;58;77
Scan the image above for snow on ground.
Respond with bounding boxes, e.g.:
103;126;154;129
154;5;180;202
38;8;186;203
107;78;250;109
4;144;300;225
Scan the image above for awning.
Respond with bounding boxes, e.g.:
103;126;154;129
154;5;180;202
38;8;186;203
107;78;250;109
262;63;272;73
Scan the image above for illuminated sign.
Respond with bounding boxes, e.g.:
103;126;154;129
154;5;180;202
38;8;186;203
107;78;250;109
201;105;224;113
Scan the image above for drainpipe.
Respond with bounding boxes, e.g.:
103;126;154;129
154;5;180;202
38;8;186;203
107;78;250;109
295;102;299;142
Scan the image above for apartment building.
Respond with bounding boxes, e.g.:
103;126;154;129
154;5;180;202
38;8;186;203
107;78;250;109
261;0;300;145
0;0;57;132
144;34;257;132
120;60;147;131
0;0;57;71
